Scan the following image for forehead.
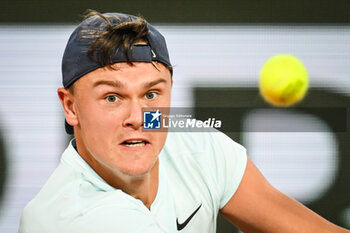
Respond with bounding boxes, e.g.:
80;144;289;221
74;62;171;89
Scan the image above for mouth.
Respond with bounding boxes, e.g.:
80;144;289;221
121;139;150;148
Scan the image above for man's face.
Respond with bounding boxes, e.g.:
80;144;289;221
69;62;172;178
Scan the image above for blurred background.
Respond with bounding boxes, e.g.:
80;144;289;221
0;0;349;232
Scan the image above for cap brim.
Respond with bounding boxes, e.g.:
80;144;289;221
65;120;74;135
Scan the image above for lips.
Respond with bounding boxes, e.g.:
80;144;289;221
121;138;150;147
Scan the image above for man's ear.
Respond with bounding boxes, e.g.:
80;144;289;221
57;87;78;127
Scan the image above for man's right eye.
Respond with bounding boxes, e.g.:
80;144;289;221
105;95;119;103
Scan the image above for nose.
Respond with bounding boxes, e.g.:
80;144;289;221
122;100;143;130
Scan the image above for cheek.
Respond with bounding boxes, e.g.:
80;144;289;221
154;95;171;109
76;100;120;133
153;132;168;153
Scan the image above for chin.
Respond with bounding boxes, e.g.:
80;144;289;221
118;160;157;177
119;167;151;177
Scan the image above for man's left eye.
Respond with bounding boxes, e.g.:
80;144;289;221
145;92;158;100
106;95;119;103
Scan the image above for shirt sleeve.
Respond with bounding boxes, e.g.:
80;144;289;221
209;131;248;209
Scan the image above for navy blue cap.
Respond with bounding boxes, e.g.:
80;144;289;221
62;12;172;134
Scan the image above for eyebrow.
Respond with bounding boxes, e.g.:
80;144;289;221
92;78;167;89
93;80;124;88
144;78;167;89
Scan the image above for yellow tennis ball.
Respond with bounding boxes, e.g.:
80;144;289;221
259;54;309;107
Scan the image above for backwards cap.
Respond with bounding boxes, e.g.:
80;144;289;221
62;12;172;134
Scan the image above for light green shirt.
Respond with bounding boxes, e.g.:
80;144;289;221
19;131;247;233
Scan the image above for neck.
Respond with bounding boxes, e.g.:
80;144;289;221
110;160;159;209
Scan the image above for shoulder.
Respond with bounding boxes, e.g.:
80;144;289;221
160;130;248;208
20;142;165;233
21;196;164;233
21;172;162;233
